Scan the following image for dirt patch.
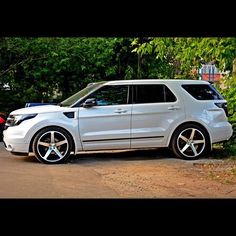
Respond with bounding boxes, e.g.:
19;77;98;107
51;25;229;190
193;160;236;185
93;158;236;198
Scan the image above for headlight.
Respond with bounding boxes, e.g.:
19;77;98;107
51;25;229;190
5;113;38;127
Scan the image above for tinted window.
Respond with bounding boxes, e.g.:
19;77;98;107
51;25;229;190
87;85;129;106
134;85;176;104
182;84;223;100
165;86;177;102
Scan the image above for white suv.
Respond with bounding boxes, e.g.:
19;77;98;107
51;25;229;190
3;80;233;164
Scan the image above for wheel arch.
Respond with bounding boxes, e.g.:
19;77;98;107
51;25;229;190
167;121;212;149
29;125;76;154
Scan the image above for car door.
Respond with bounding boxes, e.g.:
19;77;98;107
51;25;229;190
78;84;132;150
131;83;185;148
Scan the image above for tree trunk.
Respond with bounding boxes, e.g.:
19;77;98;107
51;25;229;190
137;54;141;78
233;58;236;76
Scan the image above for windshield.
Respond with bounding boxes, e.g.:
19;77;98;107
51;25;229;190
59;82;105;107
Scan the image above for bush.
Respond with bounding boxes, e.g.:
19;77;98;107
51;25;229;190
218;76;236;156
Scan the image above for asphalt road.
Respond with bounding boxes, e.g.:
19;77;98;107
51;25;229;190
1;142;236;198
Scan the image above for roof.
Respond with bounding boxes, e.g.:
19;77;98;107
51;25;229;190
103;79;209;85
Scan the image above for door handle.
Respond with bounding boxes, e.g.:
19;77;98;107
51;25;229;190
114;109;127;114
168;106;180;110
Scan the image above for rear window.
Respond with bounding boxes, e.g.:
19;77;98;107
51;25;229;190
182;84;223;100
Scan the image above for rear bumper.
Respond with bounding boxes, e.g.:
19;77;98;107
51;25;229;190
210;122;233;143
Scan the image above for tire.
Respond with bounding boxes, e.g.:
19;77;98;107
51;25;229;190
170;124;210;160
32;127;73;164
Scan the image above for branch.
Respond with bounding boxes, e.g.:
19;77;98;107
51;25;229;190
0;56;48;77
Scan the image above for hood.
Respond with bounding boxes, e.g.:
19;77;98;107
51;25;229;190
10;105;71;115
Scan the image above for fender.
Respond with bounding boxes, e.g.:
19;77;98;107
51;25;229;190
26;118;82;153
166;118;213;149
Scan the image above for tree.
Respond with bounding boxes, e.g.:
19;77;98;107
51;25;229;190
1;37;150;112
0;37;124;110
132;37;236;79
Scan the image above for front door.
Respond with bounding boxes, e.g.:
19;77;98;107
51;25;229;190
79;85;132;150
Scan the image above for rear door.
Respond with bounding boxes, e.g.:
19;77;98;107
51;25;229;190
131;83;185;148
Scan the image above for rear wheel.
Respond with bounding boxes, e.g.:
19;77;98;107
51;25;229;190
171;124;210;160
32;127;73;164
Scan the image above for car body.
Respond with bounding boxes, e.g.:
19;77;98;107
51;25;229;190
3;79;233;164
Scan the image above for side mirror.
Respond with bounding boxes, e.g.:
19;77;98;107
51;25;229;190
83;98;97;108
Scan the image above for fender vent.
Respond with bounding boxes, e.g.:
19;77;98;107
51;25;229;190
63;112;75;118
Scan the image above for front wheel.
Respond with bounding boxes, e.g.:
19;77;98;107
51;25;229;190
32;127;73;164
171;124;210;160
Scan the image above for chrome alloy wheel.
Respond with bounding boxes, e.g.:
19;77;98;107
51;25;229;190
177;128;205;158
36;131;69;162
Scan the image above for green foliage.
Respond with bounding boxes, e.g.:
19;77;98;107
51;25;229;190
2;37;171;112
0;37;137;111
132;37;236;79
219;76;236;155
131;38;176;79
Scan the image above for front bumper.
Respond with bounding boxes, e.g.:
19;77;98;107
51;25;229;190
3;129;30;153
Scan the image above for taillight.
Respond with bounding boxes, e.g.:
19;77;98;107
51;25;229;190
0;116;5;124
215;102;229;117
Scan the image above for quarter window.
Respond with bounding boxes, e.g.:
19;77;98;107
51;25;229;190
182;84;223;100
134;85;176;104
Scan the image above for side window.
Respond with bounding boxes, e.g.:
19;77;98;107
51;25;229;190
134;85;176;104
182;84;223;100
164;85;177;102
87;85;129;106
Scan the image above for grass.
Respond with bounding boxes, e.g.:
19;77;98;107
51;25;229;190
211;144;236;160
231;168;236;176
